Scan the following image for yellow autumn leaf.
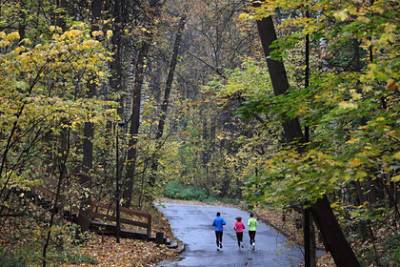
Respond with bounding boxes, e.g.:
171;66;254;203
338;101;358;110
92;30;104;37
238;13;251;21
391;175;400;183
386;79;398;91
106;30;113;39
6;31;20;41
346;138;359;144
355;170;368;180
334;9;349;21
350;91;362;100
349;158;362;168
393;152;400;160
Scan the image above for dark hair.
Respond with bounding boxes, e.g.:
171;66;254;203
236;217;242;222
216;212;221;216
250;212;254;217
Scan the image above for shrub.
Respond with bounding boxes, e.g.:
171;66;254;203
164;181;208;201
0;247;25;267
382;232;400;266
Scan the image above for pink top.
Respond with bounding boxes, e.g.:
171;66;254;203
234;221;245;233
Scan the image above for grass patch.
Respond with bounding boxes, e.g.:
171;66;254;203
164;181;209;201
164;181;240;205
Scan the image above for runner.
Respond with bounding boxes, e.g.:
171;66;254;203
233;216;245;249
212;212;226;251
247;212;257;250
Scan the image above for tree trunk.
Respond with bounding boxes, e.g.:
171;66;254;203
255;13;360;267
303;13;316;267
154;16;186;141
255;16;303;142
18;0;26;41
76;0;102;233
122;0;163;207
123;41;150;207
109;0;124;116
150;16;186;186
42;128;70;267
304;208;316;267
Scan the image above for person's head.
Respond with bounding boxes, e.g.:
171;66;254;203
250;212;254;218
216;212;221;217
236;217;242;222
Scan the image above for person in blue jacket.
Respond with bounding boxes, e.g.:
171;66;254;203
212;212;226;251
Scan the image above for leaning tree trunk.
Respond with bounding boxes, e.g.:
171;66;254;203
150;15;186;186
255;13;360;267
122;0;163;207
123;41;150;207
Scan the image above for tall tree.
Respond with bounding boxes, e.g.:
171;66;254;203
149;15;186;186
123;39;151;207
76;0;103;233
123;0;163;207
255;11;360;267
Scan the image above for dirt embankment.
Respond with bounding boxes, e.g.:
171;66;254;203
70;205;179;267
66;234;177;267
254;207;335;267
0;204;179;267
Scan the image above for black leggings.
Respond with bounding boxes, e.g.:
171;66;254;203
236;232;243;246
215;231;223;246
249;231;256;245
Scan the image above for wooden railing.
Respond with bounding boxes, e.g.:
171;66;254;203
30;186;152;239
91;203;152;238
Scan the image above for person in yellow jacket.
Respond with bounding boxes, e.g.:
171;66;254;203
247;212;257;250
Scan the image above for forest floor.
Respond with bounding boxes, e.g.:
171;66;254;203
0;204;179;267
61;205;179;267
62;235;178;267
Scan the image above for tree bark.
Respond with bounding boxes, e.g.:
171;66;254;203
109;0;124;116
303;12;316;266
154;16;186;141
150;16;186;186
255;13;360;267
122;0;163;207
123;41;150;207
42;128;70;267
255;16;303;142
76;0;102;233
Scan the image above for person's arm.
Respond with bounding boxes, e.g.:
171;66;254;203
222;218;226;225
212;219;216;227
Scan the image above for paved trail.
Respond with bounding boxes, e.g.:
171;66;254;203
157;202;304;267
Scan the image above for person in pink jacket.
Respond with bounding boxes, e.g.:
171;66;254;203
233;217;245;249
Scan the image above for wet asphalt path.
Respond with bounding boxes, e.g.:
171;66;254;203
157;202;304;267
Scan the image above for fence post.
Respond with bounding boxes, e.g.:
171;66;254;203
147;214;152;239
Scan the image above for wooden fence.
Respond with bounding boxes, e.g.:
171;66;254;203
30;186;152;239
92;203;152;238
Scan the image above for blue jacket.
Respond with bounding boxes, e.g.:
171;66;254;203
212;216;226;232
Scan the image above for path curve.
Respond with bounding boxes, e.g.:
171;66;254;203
157;202;304;267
